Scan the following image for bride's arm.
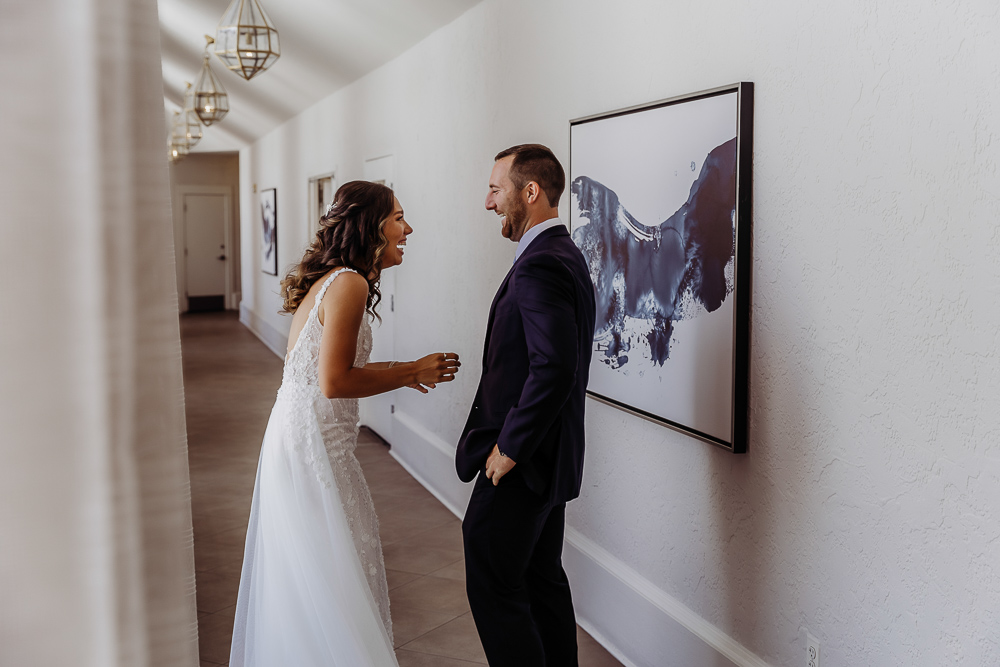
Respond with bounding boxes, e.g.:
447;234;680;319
363;361;393;370
364;361;441;394
317;271;459;399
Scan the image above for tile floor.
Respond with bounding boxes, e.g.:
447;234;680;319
182;311;621;667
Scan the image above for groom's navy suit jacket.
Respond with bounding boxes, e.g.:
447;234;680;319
457;225;596;504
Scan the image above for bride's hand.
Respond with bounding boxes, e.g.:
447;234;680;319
411;352;460;390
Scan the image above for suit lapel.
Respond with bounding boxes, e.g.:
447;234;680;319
481;226;570;366
482;263;516;366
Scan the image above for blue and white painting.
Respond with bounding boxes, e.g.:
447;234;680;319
571;91;738;442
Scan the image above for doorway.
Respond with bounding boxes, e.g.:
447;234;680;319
308;171;336;235
179;186;233;312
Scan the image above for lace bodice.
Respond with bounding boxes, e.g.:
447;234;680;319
280;267;373;400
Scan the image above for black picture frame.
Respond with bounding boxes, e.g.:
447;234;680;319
569;82;753;453
260;187;278;276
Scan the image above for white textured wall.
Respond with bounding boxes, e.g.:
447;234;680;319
237;1;1000;664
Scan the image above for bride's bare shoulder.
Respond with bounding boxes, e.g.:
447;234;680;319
317;269;367;324
321;269;367;301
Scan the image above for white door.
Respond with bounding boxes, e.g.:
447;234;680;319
184;193;227;311
361;156;396;442
364;270;396;442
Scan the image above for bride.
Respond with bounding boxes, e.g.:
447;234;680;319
229;181;461;666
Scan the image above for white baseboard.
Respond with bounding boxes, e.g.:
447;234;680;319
389;408;473;517
564;528;773;667
238;302;286;358
386;409;773;667
388;450;466;520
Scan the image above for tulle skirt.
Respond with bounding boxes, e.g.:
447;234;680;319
229;394;398;666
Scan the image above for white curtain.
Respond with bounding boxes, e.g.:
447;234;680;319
0;1;199;665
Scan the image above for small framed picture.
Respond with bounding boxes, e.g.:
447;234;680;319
260;188;277;276
570;82;754;452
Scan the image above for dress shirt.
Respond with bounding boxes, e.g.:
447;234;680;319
514;217;565;263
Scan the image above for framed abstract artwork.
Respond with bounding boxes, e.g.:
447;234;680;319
260;187;277;276
570;82;753;452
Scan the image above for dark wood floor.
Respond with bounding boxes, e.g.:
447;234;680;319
181;311;621;666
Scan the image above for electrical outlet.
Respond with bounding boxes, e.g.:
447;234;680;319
806;633;820;667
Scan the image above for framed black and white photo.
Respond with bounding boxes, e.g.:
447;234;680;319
570;82;753;452
260;188;277;276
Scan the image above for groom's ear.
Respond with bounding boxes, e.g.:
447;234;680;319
524;181;541;205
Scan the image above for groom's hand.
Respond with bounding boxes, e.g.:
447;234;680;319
485;444;516;486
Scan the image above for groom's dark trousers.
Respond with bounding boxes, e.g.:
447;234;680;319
457;225;596;667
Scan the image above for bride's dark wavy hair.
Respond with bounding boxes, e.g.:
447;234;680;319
280;180;395;318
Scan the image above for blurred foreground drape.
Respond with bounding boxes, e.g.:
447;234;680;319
0;0;199;665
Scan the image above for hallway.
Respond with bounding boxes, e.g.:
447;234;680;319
183;312;621;667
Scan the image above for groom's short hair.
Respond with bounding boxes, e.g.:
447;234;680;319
494;144;565;208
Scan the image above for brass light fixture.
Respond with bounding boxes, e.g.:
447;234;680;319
194;36;230;126
168;144;188;162
214;0;280;81
168;111;191;162
181;82;204;147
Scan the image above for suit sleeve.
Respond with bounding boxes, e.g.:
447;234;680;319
496;254;578;464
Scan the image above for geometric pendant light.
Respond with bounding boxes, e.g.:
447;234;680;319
181;82;204;147
168;145;187;162
214;0;280;81
168;111;192;162
193;36;230;126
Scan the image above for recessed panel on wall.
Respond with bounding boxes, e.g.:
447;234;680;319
570;82;753;452
308;172;336;234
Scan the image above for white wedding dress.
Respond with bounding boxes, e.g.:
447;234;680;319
230;268;397;667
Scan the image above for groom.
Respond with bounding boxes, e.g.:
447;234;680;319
457;144;596;666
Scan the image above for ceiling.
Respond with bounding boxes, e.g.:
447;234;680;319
159;0;481;153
